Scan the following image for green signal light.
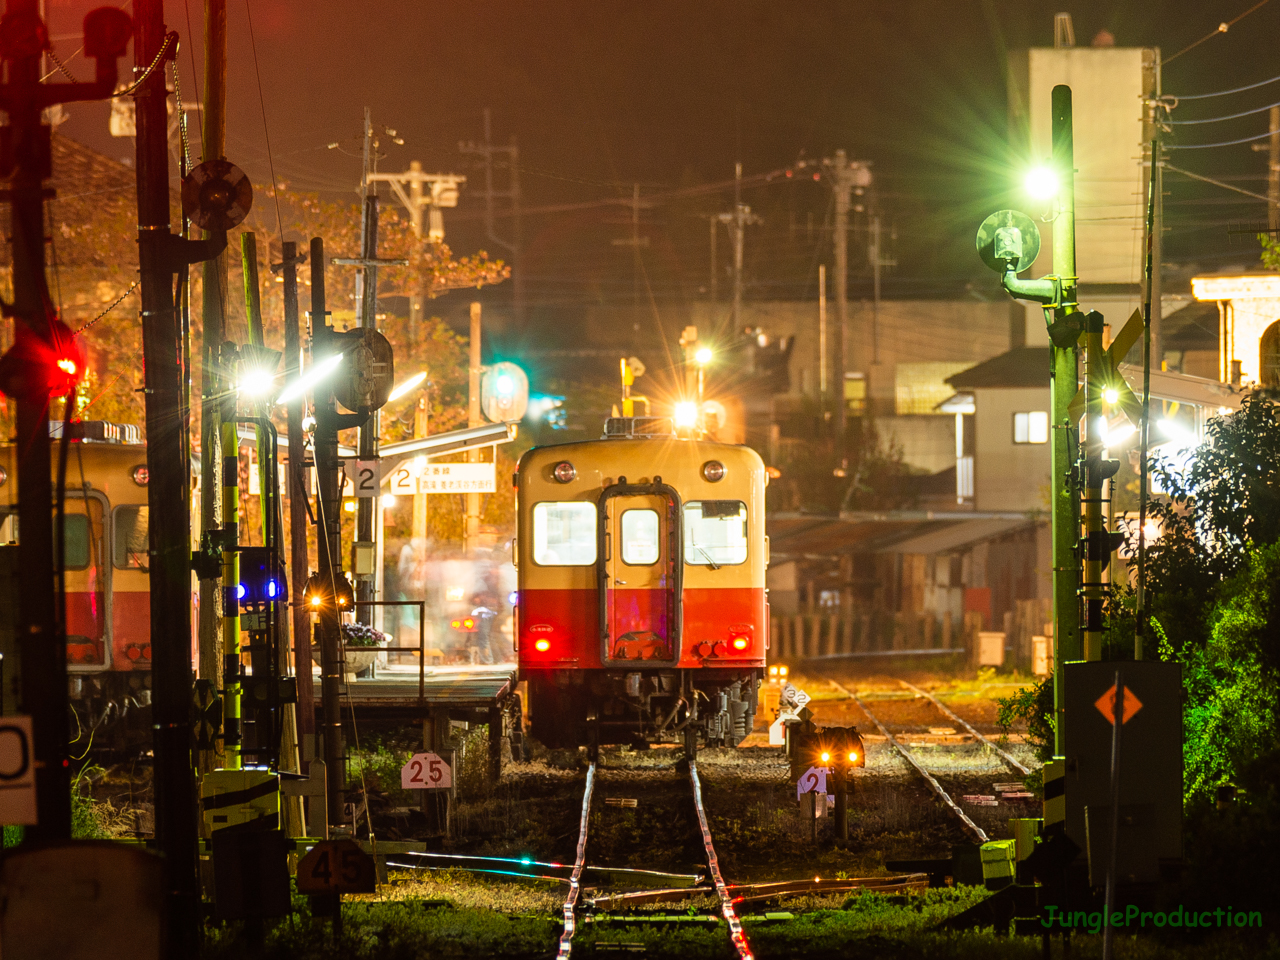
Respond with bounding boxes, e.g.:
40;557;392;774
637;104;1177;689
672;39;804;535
1025;166;1059;200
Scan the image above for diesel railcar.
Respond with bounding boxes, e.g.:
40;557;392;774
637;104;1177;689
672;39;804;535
515;416;768;755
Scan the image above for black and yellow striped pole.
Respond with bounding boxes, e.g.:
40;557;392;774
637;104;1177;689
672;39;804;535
219;342;242;771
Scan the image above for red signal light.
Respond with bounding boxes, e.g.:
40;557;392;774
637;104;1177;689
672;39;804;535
0;322;84;400
534;638;551;652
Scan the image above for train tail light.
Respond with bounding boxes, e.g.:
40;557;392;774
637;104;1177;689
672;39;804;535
534;638;551;652
731;636;749;651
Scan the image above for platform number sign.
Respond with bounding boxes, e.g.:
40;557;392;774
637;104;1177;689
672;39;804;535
295;839;377;894
401;752;452;790
353;460;380;499
796;765;828;801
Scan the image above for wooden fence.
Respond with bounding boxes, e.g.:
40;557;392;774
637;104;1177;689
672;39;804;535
768;610;982;661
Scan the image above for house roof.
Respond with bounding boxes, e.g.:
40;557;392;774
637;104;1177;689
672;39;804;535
946;346;1050;390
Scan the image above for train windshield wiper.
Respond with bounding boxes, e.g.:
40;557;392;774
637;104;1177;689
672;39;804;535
690;539;720;570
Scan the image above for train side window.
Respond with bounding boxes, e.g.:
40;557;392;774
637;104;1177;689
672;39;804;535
621;509;660;565
532;501;597;566
683;501;748;566
113;505;149;571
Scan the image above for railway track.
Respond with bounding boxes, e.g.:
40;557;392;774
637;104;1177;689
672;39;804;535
829;678;1034;844
556;760;754;960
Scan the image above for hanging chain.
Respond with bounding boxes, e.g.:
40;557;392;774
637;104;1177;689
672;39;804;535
171;60;190;173
115;31;179;99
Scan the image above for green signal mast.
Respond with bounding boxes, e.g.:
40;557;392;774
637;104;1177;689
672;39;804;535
976;85;1146;754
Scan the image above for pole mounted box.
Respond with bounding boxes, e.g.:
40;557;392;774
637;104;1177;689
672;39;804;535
1062;660;1182;884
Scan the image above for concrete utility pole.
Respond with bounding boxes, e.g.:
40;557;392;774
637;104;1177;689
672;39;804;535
609;183;652;344
0;0;129;844
459;109;523;326
709;214;718;303
716;163;763;334
367;162;465;326
818;264;827;403
136;0;220;948
199;0;227;723
412;394;429;545
868;215;896;366
465;302;483;555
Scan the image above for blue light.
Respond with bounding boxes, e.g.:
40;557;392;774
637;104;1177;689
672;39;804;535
267;580;278;599
508;590;519;606
235;584;247;600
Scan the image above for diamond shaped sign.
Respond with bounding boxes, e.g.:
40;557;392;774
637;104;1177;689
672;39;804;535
1095;684;1143;725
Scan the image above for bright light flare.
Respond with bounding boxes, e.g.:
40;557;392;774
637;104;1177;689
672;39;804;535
1025;166;1059;200
695;346;713;366
275;353;344;405
57;358;78;376
382;494;398;509
674;401;698;429
387;371;427;403
1142;521;1161;541
495;374;515;396
1103;387;1119;405
1102;422;1137;449
238;367;276;398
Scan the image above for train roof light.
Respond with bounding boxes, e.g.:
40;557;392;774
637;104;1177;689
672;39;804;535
702;460;726;482
553;461;576;483
674;402;698;429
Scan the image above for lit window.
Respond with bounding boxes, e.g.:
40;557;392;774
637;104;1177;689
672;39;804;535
112;505;149;571
1013;411;1049;444
621;509;660;565
684;501;747;566
532;502;597;566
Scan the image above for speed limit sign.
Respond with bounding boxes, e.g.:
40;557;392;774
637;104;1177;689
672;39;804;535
401;752;452;790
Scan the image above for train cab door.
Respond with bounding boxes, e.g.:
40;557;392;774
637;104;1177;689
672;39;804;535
599;482;682;665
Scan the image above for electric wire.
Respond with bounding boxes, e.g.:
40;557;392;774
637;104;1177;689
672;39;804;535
1162;162;1272;202
1164;0;1272;65
1163;129;1276;151
1168;72;1280;101
1164;97;1280;125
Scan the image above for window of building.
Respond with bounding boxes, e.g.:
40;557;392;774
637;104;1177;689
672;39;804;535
532;502;597;566
683;501;748;566
1013;411;1049;444
113;505;149;570
620;509;660;565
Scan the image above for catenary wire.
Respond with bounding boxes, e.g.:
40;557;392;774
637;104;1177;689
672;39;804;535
1167;72;1280;101
1164;129;1277;150
1164;97;1280;125
1164;0;1272;65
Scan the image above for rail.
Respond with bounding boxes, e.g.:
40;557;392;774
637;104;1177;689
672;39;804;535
830;679;989;843
897;679;1031;776
556;761;596;960
689;761;754;960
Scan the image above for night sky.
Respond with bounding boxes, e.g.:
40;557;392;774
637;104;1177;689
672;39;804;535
46;0;1280;317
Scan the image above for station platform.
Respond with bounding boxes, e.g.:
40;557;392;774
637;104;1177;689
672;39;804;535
308;663;519;722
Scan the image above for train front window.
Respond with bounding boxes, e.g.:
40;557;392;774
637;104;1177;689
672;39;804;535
113;505;149;570
64;514;91;570
683;501;747;567
621;509;660;565
532;501;597;566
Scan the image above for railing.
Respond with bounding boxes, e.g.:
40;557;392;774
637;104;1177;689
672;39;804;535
769;610;974;660
351;600;426;703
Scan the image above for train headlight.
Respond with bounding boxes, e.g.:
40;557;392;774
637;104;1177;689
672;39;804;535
534;638;551;652
701;460;726;482
731;636;749;651
552;461;576;483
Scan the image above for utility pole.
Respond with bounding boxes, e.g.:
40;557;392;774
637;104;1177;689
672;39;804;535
824;152;872;473
281;240;313;741
367;162;465;327
709;215;718;304
199;0;228;730
1272;106;1279;234
868;215;896;366
832;150;850;473
136;0;219;949
608;184;651;344
465;302;482;555
459;109;523;326
0;0;130;843
332;110;407;627
412;394;429;545
818;264;827;406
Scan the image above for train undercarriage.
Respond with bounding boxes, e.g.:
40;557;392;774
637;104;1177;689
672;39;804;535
525;667;761;754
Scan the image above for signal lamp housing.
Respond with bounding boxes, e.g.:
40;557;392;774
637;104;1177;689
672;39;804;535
303;571;353;611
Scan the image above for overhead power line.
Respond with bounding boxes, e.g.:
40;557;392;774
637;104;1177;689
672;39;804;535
1168;72;1280;101
1162;161;1272;202
1166;97;1280;125
1165;128;1276;150
1164;0;1273;65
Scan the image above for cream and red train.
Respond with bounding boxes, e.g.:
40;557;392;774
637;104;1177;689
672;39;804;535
515;416;768;754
